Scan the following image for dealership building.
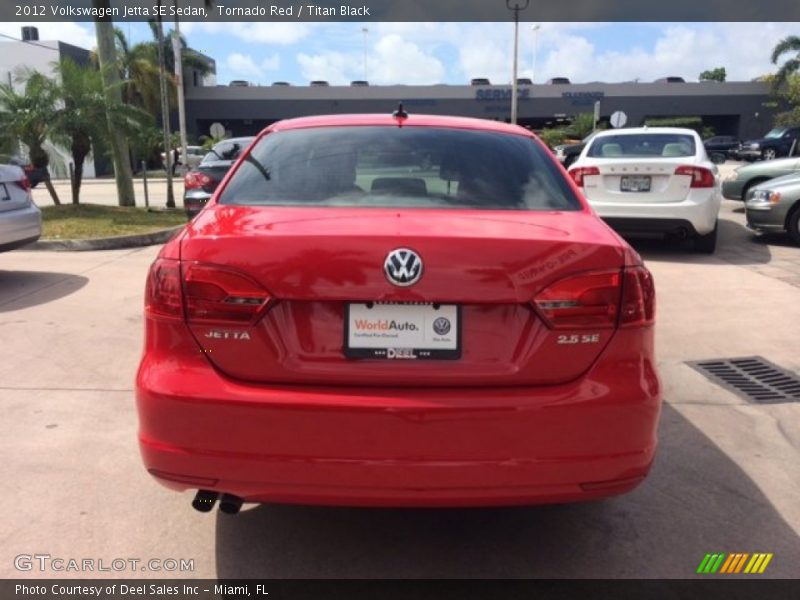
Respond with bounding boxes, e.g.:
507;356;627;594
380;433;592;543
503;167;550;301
184;80;782;142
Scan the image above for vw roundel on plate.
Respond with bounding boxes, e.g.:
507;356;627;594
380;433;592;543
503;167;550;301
136;113;661;512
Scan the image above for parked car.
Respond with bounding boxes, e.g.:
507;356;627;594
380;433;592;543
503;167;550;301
0;154;47;188
745;173;800;245
703;136;740;157
182;137;255;218
137;113;660;513
160;146;205;171
569;127;724;253
554;131;599;168
0;163;41;252
736;127;800;161
722;157;800;201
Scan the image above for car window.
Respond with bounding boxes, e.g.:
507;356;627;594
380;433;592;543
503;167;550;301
201;140;249;164
587;134;696;158
764;128;787;139
219;126;581;211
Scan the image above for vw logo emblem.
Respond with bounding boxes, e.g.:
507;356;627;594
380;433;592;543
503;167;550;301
384;248;423;287
432;317;451;335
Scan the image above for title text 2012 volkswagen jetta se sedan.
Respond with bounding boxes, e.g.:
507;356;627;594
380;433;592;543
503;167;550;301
136;113;661;513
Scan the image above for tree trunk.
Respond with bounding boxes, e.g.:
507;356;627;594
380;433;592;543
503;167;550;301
71;136;91;205
43;176;61;206
93;2;136;207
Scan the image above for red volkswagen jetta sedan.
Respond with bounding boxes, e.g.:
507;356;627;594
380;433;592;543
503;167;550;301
136;113;660;514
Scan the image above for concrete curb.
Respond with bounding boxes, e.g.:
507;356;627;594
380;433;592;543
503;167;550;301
29;225;184;252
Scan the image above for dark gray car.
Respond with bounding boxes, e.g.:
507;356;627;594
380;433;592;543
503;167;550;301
183;137;254;218
745;173;800;245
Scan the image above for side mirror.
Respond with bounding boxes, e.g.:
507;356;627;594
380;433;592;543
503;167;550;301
709;152;726;165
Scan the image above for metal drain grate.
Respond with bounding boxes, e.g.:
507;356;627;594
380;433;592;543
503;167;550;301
687;357;800;404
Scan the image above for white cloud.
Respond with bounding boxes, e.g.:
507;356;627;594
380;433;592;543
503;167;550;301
371;34;445;84
297;33;445;85
0;22;95;50
225;52;280;82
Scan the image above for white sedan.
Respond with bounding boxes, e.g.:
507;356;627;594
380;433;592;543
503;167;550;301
568;127;724;253
0;163;41;252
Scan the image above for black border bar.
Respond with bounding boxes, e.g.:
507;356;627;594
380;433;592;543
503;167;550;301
3;0;800;22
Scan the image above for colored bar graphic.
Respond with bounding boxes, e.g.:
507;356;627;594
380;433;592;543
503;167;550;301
758;553;773;573
696;554;712;574
700;552;773;574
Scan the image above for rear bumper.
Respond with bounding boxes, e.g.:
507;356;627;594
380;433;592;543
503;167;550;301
183;190;212;217
136;325;661;507
0;203;41;251
589;189;720;236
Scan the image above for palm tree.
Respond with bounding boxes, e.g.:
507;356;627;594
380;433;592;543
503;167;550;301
52;58;151;204
771;36;800;89
0;71;61;205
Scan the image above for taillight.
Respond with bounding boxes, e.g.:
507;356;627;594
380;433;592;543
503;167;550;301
619;266;655;328
184;171;216;190
183;263;270;323
15;175;31;191
534;266;655;330
674;165;715;188
568;166;600;188
145;258;183;320
145;260;272;323
534;270;622;329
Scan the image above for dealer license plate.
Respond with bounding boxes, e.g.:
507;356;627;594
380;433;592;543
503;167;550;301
345;302;460;360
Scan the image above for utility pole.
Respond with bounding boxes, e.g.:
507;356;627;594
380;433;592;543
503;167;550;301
172;2;189;177
156;0;176;208
361;27;369;82
506;0;530;125
93;0;136;206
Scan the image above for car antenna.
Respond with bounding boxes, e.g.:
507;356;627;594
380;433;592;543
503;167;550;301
392;102;408;126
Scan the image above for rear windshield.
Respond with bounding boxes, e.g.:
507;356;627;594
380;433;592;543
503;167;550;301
587;134;697;158
218;126;580;211
201;139;252;164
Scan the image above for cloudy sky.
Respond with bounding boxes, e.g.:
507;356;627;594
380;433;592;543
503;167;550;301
1;21;798;86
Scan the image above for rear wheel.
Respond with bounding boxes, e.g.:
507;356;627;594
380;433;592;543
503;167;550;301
761;148;777;161
694;222;718;254
788;207;800;246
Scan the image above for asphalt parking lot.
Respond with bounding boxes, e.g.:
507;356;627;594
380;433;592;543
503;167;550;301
1;193;799;579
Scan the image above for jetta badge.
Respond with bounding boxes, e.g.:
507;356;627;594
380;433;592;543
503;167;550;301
384;248;423;287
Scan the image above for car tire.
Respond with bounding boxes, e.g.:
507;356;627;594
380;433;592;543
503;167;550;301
761;148;777;161
788;207;800;246
694;222;718;254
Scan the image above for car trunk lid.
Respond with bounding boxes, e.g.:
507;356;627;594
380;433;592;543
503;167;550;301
179;206;626;387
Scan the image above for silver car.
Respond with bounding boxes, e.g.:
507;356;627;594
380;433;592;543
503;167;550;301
745;173;800;245
0;163;41;252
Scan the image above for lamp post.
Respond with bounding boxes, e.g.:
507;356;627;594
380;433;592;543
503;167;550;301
361;27;369;82
531;24;541;84
506;0;530;124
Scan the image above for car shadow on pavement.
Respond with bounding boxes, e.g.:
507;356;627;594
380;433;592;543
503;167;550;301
213;404;800;578
631;218;773;266
0;270;88;312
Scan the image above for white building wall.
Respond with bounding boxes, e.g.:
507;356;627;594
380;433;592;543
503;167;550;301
0;40;96;179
